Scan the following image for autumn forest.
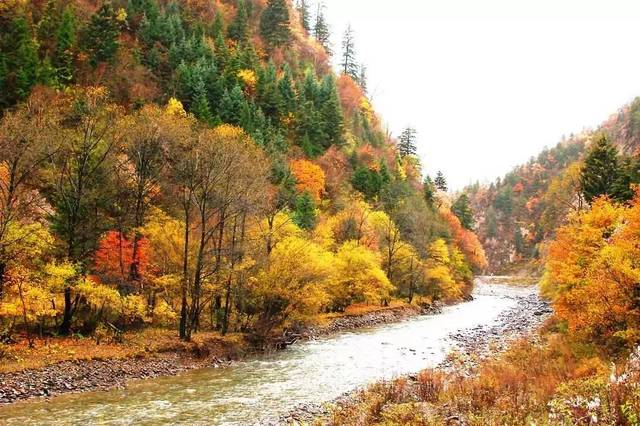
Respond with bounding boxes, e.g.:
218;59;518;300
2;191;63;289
1;0;640;425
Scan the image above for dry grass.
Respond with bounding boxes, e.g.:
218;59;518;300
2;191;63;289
326;335;640;425
0;328;246;373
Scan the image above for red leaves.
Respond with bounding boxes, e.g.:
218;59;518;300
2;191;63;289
94;231;150;282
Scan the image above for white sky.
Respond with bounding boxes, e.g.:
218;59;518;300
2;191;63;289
321;0;640;190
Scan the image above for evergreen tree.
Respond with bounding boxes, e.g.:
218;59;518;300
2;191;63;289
84;3;120;67
358;63;368;94
220;85;248;126
191;81;214;124
452;194;475;230
277;65;296;115
256;63;282;120
260;0;291;49
296;0;311;32
293;192;317;230
228;0;249;43
54;6;77;85
313;2;331;55
434;171;448;192
398;127;417;157
319;74;344;148
423;176;436;207
12;17;41;99
340;24;358;79
580;134;629;203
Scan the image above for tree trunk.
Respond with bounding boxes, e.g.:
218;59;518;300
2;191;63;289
59;286;73;335
0;261;5;300
180;207;191;341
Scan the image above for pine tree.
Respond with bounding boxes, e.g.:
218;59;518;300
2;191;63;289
452;194;475;230
398;127;417;157
54;6;77;85
313;2;331;55
296;0;311;32
358;63;368;94
434;171;448;192
228;0;249;43
84;3;120;67
293;192;317;230
580;134;629;203
260;0;291;49
192;81;214;124
11;17;41;100
319;74;344;149
423;176;436;207
341;24;358;79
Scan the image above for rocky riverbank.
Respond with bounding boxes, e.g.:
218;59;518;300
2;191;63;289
276;280;551;425
0;303;436;406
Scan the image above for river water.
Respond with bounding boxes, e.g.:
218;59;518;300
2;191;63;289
0;281;534;425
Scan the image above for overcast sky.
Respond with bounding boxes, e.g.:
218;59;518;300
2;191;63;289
320;0;640;190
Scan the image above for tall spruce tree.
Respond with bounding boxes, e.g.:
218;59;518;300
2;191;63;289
398;127;417;157
452;194;475;230
260;0;291;49
313;2;331;55
341;24;358;79
84;3;120;67
296;0;311;32
358;63;368;94
228;0;249;42
580;134;629;203
434;171;448;192
54;6;77;85
423;176;436;207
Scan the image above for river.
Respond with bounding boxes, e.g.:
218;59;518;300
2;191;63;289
0;281;537;425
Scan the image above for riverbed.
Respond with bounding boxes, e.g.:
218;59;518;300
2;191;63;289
0;280;544;425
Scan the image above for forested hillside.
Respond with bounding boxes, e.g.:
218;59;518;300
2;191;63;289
0;0;485;346
468;99;640;273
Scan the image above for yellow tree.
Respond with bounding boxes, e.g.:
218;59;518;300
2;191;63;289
250;236;333;341
330;241;393;311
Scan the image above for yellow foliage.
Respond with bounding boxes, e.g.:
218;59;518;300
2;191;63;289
237;69;258;89
330;241;393;310
251;236;333;322
165;97;187;117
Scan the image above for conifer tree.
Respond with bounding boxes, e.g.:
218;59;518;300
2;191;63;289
580;134;629;203
319;74;344;148
260;0;291;49
313;2;331;55
434;171;448;192
358;63;368;94
84;3;120;67
12;17;41;100
296;0;311;32
293;191;317;230
398;127;417;158
423;176;436;207
54;6;77;85
452;194;475;230
341;24;358;80
228;0;249;43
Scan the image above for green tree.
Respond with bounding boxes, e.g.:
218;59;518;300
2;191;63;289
580;134;629;203
423;176;436;207
296;0;311;32
228;0;249;43
260;0;291;49
340;24;358;79
83;3;120;67
313;2;331;55
398;127;417;157
54;6;77;85
10;17;41;100
452;194;475;230
434;170;448;192
293;192;317;230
